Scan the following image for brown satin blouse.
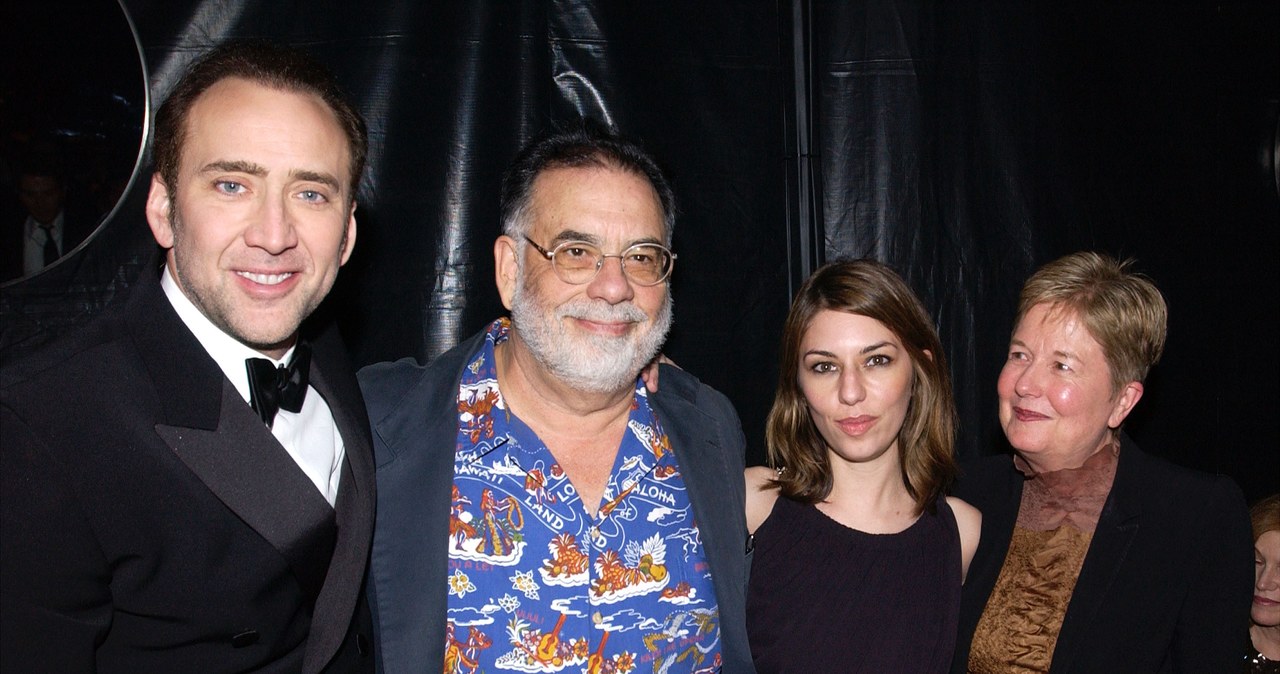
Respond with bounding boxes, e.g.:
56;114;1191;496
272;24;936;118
967;443;1119;674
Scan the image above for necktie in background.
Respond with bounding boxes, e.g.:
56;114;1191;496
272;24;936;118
40;223;58;266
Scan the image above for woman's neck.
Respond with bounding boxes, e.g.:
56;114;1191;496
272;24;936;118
820;455;917;534
1253;623;1280;660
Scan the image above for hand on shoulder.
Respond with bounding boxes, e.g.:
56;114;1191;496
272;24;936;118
745;466;781;535
946;496;982;583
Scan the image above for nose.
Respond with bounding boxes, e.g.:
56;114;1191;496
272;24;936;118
242;194;298;254
838;368;866;406
1261;560;1280;591
1013;363;1042;397
585;255;635;305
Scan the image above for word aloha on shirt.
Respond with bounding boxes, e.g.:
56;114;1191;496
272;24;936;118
444;319;722;673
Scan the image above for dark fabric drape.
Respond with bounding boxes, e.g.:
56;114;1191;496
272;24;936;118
2;0;1276;501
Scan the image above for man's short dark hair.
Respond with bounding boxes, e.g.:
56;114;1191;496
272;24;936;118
499;123;677;243
152;40;367;203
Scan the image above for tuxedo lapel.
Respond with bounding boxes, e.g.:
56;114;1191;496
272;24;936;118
1051;441;1142;673
301;336;375;673
155;382;338;601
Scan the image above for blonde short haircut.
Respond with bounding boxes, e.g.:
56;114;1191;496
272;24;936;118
1017;252;1167;395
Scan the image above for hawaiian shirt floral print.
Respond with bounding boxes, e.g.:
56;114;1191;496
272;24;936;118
444;319;722;673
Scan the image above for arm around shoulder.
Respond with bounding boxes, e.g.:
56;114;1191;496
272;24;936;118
946;496;982;583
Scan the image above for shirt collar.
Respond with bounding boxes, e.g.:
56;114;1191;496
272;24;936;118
24;210;64;239
160;266;296;404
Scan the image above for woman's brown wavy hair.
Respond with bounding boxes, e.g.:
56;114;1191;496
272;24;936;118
764;260;958;515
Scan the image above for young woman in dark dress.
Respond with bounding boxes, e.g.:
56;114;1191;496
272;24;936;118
745;260;981;673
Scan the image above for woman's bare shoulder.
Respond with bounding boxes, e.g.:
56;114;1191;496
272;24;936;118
745;466;781;535
946;495;982;582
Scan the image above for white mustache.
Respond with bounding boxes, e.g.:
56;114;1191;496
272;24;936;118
557;300;648;324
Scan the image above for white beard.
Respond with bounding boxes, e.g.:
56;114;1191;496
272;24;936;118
510;274;673;395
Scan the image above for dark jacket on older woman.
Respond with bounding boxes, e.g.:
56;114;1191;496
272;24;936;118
951;433;1252;673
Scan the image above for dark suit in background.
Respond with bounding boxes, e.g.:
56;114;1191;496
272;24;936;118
1;204;99;282
952;434;1253;673
0;267;375;672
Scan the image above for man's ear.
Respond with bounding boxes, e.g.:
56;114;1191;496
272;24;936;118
1107;381;1144;429
495;235;519;310
145;174;175;249
339;201;357;266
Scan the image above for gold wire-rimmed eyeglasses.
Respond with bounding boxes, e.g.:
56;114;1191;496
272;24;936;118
524;236;676;286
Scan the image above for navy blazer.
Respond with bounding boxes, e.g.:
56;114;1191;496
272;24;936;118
951;435;1253;673
359;329;756;673
0;266;375;673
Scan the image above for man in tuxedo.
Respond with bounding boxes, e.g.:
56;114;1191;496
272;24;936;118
1;41;375;672
358;127;755;673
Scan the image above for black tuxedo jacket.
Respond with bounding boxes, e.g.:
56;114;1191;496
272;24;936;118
0;266;375;672
951;435;1253;673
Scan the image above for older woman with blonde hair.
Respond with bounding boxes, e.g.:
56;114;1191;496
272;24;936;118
746;259;981;673
952;251;1253;673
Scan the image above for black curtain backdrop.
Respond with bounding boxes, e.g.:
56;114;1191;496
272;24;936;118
3;1;1276;502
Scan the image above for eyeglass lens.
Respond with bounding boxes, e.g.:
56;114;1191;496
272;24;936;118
552;242;672;285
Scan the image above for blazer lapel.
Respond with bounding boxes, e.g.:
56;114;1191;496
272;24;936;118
651;383;740;637
959;461;1024;637
364;337;475;672
1051;439;1142;673
301;338;375;673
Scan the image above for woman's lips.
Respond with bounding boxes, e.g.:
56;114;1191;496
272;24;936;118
1255;595;1280;607
1013;406;1050;422
836;415;877;436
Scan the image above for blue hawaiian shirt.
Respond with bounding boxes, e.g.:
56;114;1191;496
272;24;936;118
443;319;722;673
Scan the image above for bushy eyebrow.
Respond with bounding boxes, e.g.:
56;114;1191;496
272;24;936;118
290;169;341;192
548;229;664;248
198;162;341;192
201;160;265;176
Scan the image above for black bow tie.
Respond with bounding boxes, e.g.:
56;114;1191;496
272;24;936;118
245;343;311;428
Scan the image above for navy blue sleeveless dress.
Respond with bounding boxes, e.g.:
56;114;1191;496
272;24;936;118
746;495;962;673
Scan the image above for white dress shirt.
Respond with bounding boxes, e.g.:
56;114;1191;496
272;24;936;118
160;267;344;506
22;211;64;276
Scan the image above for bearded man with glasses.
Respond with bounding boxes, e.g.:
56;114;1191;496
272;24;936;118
358;126;755;673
